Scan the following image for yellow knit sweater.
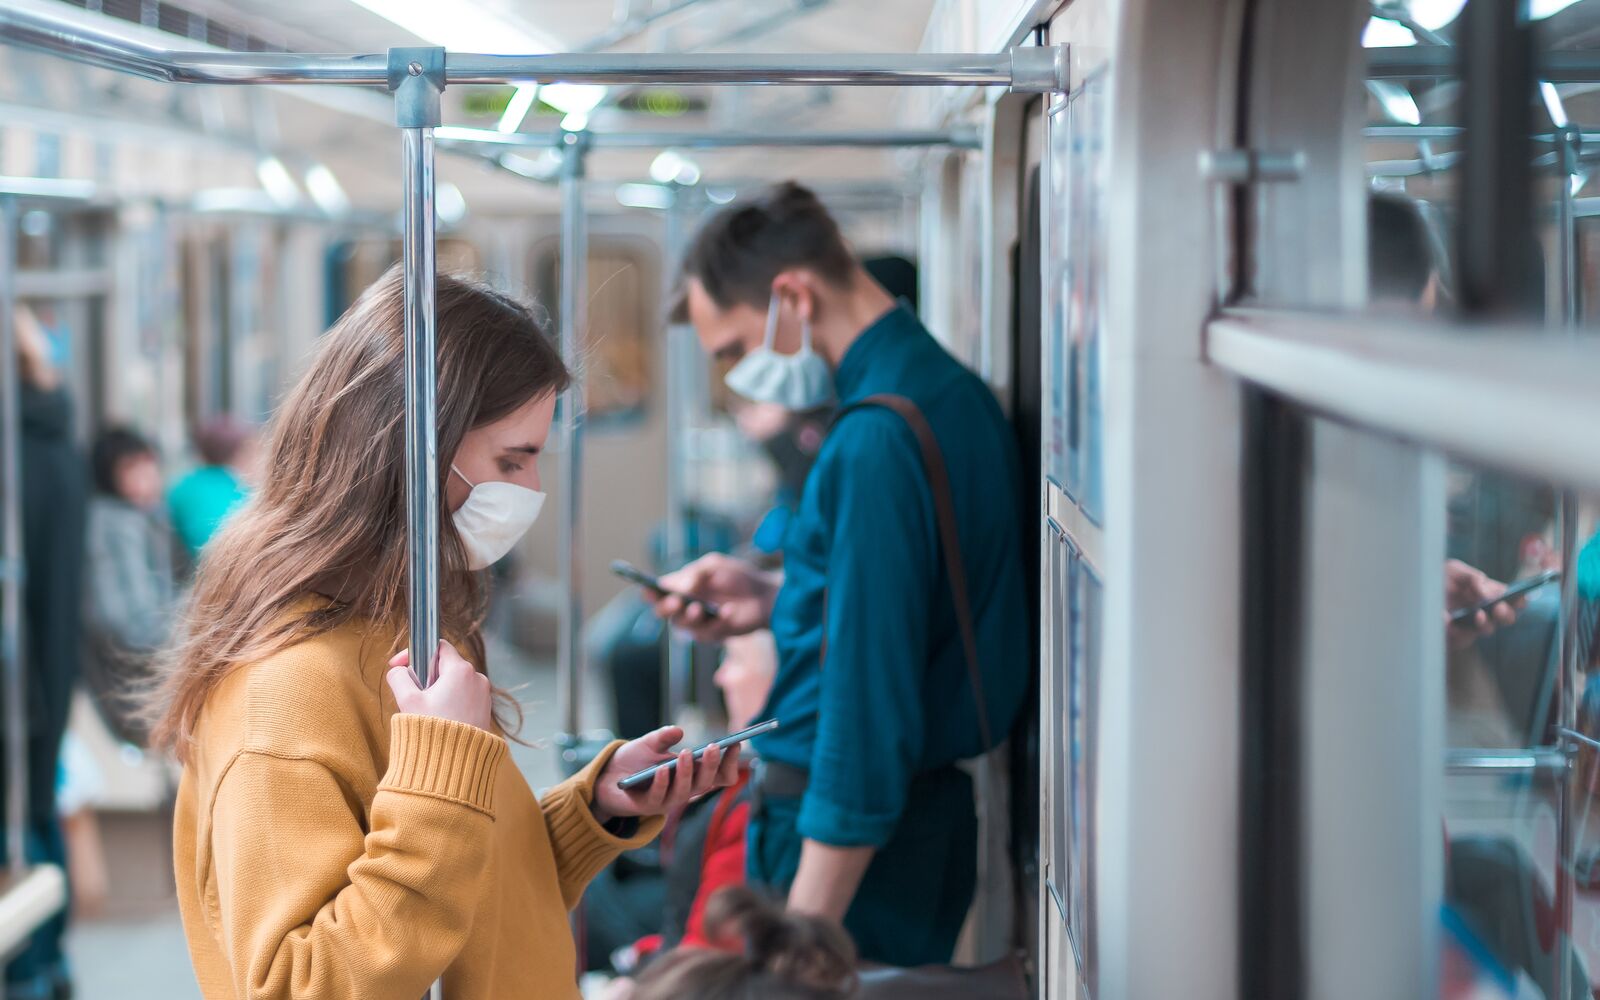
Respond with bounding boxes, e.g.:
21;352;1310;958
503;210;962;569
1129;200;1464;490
172;616;660;999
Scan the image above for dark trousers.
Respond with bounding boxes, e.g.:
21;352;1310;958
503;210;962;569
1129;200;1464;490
747;765;976;967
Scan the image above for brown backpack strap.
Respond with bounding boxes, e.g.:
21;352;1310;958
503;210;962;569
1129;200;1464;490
832;392;995;752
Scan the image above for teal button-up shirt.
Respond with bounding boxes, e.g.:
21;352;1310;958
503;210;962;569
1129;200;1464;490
757;305;1029;848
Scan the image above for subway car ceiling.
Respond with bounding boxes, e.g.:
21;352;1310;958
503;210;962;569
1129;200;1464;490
0;0;951;216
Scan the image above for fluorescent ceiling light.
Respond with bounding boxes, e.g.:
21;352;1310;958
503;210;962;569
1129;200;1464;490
705;187;738;205
499;85;540;134
1407;0;1467;30
541;83;608;115
1367;81;1422;126
649;150;701;186
344;0;557;54
616;182;673;210
1531;0;1583;17
1363;16;1417;47
1542;81;1570;128
437;181;467;225
20;210;49;237
499;150;562;180
551;84;610;134
193;189;284;214
0;177;95;200
256;155;302;207
304;163;351;216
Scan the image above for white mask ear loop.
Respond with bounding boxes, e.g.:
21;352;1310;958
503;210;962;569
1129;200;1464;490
450;464;476;489
763;295;781;350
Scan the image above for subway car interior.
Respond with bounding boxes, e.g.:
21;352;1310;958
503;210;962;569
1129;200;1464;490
0;0;1597;998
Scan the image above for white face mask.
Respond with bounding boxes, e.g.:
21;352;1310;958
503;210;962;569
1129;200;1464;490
450;465;546;570
723;295;835;410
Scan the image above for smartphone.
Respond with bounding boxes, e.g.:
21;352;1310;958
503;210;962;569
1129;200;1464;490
1449;568;1561;624
615;719;780;791
610;559;721;619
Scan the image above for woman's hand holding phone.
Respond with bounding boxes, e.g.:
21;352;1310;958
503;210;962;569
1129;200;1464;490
591;725;742;824
651;553;780;642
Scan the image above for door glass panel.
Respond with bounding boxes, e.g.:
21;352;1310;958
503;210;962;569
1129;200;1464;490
1045;72;1109;522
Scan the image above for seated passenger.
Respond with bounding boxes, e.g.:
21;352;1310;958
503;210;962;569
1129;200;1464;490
148;267;741;1000
606;630;779;980
83;426;177;745
629;886;857;1000
648;182;1030;966
167;415;256;560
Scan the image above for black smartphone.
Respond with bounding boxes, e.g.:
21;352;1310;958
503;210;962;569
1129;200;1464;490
615;719;780;791
1449;568;1561;624
610;559;721;619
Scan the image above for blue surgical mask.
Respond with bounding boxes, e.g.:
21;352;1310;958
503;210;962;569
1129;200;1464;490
723;296;834;411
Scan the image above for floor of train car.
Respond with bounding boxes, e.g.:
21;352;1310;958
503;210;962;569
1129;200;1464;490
65;638;591;999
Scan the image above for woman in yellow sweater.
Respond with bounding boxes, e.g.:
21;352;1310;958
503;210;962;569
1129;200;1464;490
148;266;739;1000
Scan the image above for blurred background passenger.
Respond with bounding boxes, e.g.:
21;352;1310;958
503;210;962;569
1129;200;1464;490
5;304;88;1000
83;426;176;746
626;886;857;1000
167;415;255;560
597;631;778;978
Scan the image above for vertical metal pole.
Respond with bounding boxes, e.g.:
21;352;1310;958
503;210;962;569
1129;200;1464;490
1555;125;1580;1000
390;46;445;1000
557;133;589;739
1455;0;1539;317
0;195;24;877
402;128;440;693
662;186;692;722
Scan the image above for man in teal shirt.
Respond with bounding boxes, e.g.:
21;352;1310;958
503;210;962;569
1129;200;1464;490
651;182;1029;965
168;416;255;558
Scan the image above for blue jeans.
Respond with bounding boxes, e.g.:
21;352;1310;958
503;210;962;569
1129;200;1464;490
747;765;976;967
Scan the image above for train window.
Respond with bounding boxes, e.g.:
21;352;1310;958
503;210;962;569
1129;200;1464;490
956;152;986;371
1045;525;1071;924
535;240;653;425
1042;47;1110;998
1069;556;1100;986
1441;464;1597;996
1045;72;1108;524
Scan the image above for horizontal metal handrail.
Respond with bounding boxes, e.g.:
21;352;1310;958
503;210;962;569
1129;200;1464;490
1368;45;1600;83
435;126;984;150
0;5;1060;90
1207;308;1600;494
1447;748;1568;774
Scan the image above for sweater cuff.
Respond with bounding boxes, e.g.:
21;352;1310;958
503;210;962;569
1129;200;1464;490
543;740;663;891
381;714;507;817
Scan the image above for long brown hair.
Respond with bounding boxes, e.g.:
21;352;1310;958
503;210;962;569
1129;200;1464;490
148;265;570;757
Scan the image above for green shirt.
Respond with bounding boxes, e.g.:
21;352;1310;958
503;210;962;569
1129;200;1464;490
168;465;247;557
